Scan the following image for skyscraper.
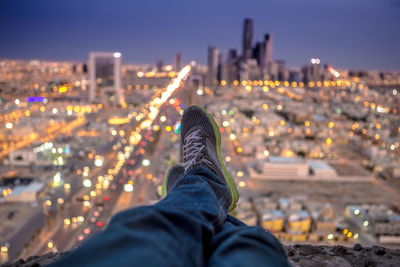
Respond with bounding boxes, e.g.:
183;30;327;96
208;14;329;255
175;53;182;71
302;58;321;83
217;53;223;83
310;58;321;81
207;46;219;86
89;52;123;105
156;59;163;72
264;33;273;68
226;49;239;84
242;18;253;60
253;42;264;67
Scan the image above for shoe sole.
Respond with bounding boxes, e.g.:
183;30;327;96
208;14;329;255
199;107;239;212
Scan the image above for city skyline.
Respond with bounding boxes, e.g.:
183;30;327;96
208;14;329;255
1;1;400;263
1;0;400;70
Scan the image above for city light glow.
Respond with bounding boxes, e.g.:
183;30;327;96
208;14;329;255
83;179;92;188
0;12;399;261
123;183;134;192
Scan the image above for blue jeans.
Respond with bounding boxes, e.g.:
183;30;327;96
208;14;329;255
52;165;289;266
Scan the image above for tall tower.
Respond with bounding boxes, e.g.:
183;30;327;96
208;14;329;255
242;18;254;60
226;49;239;84
310;58;321;81
253;42;263;66
217;53;223;83
89;52;122;105
207;46;219;86
175;53;182;71
264;33;273;67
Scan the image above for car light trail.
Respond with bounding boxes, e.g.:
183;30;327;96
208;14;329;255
129;65;191;146
107;65;191;179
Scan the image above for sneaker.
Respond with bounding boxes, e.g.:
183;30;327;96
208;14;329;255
161;164;185;198
181;106;239;211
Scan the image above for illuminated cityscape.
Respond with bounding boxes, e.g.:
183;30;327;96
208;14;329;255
0;1;400;265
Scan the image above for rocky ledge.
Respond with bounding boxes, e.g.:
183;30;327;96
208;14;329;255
3;244;400;267
285;244;400;267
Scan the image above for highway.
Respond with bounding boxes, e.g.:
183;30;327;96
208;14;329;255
29;65;192;256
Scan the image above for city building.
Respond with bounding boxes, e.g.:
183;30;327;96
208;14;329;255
206;46;220;86
225;49;239;84
263;33;273;71
205;19;281;84
242;18;254;60
251;156;309;180
88;52;123;105
175;53;182;71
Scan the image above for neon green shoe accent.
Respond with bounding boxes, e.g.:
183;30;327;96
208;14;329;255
200;107;239;212
161;171;168;198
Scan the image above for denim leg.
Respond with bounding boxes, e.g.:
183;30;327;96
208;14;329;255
207;215;290;267
51;165;230;267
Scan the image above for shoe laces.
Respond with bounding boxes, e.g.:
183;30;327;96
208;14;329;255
183;129;212;170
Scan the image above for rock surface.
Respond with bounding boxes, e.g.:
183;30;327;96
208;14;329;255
285;244;400;267
3;244;400;266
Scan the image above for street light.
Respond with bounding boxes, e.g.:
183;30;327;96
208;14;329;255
83;179;92;188
53;172;61;184
94;155;104;167
142;159;150;166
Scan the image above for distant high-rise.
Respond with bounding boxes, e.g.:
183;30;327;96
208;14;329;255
207;19;276;82
264;34;273;67
175;53;182;71
310;58;321;82
253;42;264;67
276;60;287;81
156;60;163;72
226;49;239;84
302;58;321;83
242;18;254;60
89;52;123;105
207;46;219;86
217;53;223;83
227;49;238;63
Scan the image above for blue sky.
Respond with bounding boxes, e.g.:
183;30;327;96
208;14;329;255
0;0;399;69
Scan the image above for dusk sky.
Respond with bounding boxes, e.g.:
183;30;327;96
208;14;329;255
1;0;399;70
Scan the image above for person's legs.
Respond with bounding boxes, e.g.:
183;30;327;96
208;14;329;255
208;215;290;267
51;165;231;267
51;106;289;266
